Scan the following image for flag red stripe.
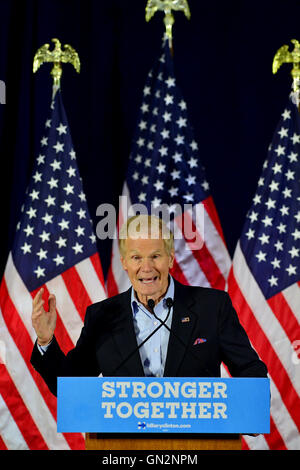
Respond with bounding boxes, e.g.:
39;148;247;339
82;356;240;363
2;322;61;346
267;292;300;344
0;433;8;450
265;415;288;450
202;196;227;244
61;267;92;321
177;212;226;289
0;366;48;450
90;252;105;288
107;264;120;297
170;257;189;286
30;285;75;355
228;270;300;433
1;277;85;449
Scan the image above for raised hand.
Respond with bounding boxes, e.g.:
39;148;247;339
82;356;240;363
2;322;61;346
32;288;57;346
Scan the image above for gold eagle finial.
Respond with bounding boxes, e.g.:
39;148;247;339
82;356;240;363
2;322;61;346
145;0;191;47
272;39;300;94
33;38;80;89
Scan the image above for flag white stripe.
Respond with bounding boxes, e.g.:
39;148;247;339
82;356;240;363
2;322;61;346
46;276;83;344
233;242;300;396
173;235;211;287
0;394;29;450
242;433;270;450
269;379;300;449
4;254;36;343
281;283;300;324
75;258;106;304
0;310;70;449
194;203;231;278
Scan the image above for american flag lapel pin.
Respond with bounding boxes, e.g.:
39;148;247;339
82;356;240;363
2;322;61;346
181;316;190;323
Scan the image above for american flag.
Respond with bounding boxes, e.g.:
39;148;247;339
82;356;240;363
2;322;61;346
228;95;300;450
0;90;106;449
107;37;231;297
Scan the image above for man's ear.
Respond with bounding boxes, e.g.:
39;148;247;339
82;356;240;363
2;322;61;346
120;255;128;272
169;250;175;269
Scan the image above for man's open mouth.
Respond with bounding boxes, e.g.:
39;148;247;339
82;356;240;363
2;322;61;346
139;276;158;284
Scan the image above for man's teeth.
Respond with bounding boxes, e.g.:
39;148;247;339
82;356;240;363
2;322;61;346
140;277;157;283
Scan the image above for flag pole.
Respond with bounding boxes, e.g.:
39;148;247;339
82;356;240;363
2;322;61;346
33;38;80;98
145;0;191;54
272;39;300;112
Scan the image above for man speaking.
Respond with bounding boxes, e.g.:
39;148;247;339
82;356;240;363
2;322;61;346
31;215;267;396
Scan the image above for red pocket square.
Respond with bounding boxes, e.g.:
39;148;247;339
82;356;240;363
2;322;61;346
193;338;207;345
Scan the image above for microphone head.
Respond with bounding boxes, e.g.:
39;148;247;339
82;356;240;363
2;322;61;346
147;298;155;310
166;297;173;308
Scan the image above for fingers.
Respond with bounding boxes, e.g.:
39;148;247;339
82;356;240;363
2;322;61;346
33;287;44;306
48;294;56;312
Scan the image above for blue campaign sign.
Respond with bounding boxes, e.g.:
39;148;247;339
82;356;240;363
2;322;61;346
57;377;270;434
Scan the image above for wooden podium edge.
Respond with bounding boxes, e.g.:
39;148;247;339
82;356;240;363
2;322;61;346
85;433;242;450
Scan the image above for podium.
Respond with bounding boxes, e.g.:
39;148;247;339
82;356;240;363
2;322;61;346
57;377;269;451
85;433;242;450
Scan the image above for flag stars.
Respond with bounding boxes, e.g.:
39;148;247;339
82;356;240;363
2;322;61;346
255;250;267;262
34;266;45;278
72;242;83;254
42;212;53;225
179;99;187;110
61;201;72;213
288;152;298;163
269;180;279;192
158;145;168;157
272;162;282;174
165;76;175;88
44;195;56;207
156;162;166;174
63;183;74;195
175;134;184;145
21;242;32;254
245;228;255;240
33;171;42;183
56;123;67;135
154;179;164;191
258;233;270;245
26;207;37;219
188;157;198;168
39;230;50;243
53;254;64;266
50;159;61;171
66;166;76;177
23;224;34;237
277;127;288;139
291;133;300;145
289;246;299;258
37;154;45;165
53;141;64;153
268;275;278;287
248;211;258;223
75;225;85;237
281;109;291;120
40;136;48;146
274;145;285;156
55;236;67;249
164;94;174;105
286;264;297;276
261;216;273;227
270;257;281;269
47;177;58;189
29;189;39;201
77;208;86;219
274;240;283;252
176;117;187;128
36;248;47;260
69;149;76;160
58;219;70;230
277;222;286;233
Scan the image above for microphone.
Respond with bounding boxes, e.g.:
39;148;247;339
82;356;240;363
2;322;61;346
147;297;214;377
112;298;173;375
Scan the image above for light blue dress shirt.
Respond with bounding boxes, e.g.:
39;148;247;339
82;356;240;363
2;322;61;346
131;276;174;377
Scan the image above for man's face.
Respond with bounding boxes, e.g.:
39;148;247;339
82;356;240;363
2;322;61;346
120;236;174;305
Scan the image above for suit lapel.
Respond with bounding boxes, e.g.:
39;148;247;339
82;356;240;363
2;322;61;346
111;288;144;376
164;281;197;376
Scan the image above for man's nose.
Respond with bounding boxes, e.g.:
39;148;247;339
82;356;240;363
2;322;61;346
140;258;153;271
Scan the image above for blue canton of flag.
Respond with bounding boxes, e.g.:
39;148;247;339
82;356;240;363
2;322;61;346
126;38;210;215
240;96;300;299
12;91;97;292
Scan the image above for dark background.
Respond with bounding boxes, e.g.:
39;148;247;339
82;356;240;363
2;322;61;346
0;0;299;279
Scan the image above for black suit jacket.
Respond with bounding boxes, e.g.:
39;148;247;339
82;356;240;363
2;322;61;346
30;280;268;396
